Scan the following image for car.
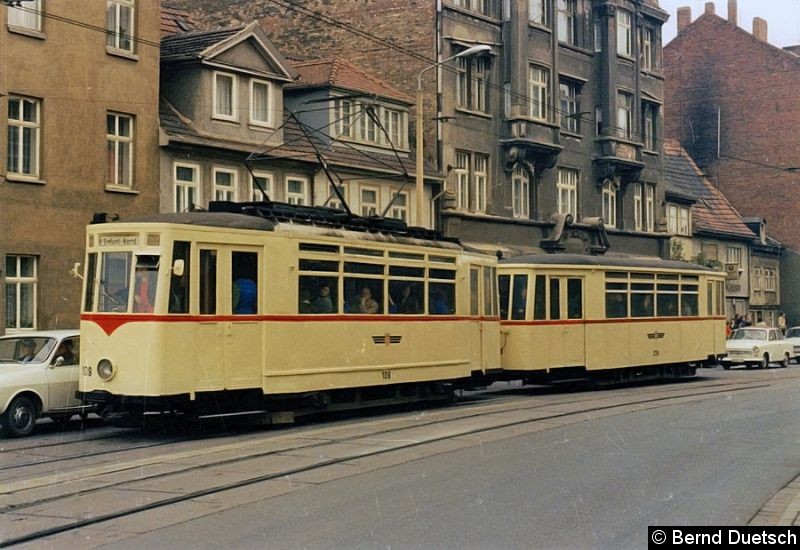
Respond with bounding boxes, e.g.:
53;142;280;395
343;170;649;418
722;327;793;370
783;326;800;363
0;330;91;437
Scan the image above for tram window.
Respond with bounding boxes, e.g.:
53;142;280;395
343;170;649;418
299;259;339;272
169;241;190;314
470;268;479;316
232;251;258;315
199;250;217;315
344;278;383;314
429;255;456;264
84;253;97;312
567;278;582;319
389;265;424;278
498;275;510;320
681;294;698;316
716;281;724;315
98;251;132;313
133;255;159;314
707;282;713;316
533;275;546;320
429;283;455;315
512;274;529;320
605;282;628;319
490;267;498;317
550;278;561;320
389;251;424;261
344;262;384;275
299;276;338;313
299;242;339;254
388;280;423;314
657;293;679;317
429;268;456;280
631;293;654;317
344;246;384;257
483;267;494;316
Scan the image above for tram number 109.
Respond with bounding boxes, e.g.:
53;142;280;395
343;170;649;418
382;370;392;380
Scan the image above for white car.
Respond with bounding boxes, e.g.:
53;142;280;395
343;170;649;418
784;327;800;363
722;327;793;370
0;330;91;437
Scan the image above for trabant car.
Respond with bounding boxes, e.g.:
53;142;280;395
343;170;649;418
722;327;793;370
783;326;800;363
0;330;89;437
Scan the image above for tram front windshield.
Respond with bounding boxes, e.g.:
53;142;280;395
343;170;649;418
86;251;160;313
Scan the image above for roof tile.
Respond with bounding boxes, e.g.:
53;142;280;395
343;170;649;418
287;59;413;104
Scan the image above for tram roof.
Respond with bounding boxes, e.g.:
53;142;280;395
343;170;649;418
96;211;464;251
500;253;716;272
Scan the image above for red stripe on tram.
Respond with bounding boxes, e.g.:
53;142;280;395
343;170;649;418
500;316;726;327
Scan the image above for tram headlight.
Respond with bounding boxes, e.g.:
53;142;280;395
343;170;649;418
97;359;115;381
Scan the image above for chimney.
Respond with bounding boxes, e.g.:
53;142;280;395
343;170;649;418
727;0;738;25
753;17;768;42
704;2;715;15
677;7;692;33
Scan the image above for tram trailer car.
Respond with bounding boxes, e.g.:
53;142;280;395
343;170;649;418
77;209;501;423
497;254;727;385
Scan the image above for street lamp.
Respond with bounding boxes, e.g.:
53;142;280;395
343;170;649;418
416;44;492;227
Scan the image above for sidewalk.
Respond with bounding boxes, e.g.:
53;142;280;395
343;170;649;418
749;474;800;525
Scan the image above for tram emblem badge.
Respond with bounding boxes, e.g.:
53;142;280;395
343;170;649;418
647;332;666;340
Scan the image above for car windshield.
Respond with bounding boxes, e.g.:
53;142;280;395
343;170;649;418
787;328;800;339
0;337;56;363
731;329;767;341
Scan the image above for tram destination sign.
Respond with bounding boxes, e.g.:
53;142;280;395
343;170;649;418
98;234;139;247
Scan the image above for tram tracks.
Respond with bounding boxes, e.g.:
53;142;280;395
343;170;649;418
0;375;781;547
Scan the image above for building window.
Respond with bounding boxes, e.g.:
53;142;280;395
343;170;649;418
617;91;633;139
335;98;355;139
383;108;407;148
8;0;41;31
334;99;408;149
173;163;199;212
633;183;643;231
643;102;658;151
595;105;603;135
765;269;777;291
456;54;490;113
594;18;602;52
557;0;577;45
286;177;309;205
213;72;237;121
250;171;273;201
641;27;656;71
528;64;550;121
753;268;762;291
250;79;273;127
475;154;488;212
602;181;617;227
645;183;655;232
667;204;690;236
452;0;494;16
213;168;237;202
389;191;408;221
5;255;37;331
512;165;530;219
617;9;632;57
559;79;580;133
557;167;578;217
7;97;40;178
106;0;135;53
106;113;134;187
727;246;742;267
529;0;550;26
361;187;379;216
455;151;470;210
326;184;346;209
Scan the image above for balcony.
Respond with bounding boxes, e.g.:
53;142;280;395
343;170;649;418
594;135;645;183
500;117;563;174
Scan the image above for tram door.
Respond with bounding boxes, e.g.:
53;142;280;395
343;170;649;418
193;245;263;392
550;276;586;368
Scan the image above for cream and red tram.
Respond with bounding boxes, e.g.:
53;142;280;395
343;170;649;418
78;204;500;422
497;254;727;384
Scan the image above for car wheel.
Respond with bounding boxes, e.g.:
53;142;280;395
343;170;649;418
722;363;731;370
783;353;790;368
2;395;38;438
760;354;770;369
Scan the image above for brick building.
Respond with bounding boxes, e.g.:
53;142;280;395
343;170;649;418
663;0;800;322
169;0;672;258
0;1;161;332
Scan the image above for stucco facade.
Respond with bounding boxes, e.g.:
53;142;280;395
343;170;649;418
0;1;161;331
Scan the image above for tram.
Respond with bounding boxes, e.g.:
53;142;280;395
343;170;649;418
497;254;727;384
78;202;500;422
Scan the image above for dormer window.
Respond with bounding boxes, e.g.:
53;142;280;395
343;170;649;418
213;72;237;121
333;98;408;149
250;79;273;127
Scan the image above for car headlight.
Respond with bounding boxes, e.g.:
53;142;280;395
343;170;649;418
752;346;760;354
97;359;115;381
